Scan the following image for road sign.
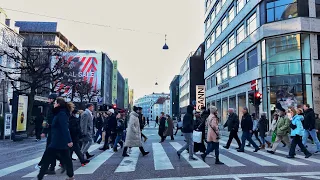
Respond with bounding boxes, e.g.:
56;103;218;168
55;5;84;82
251;80;257;90
4;113;12;139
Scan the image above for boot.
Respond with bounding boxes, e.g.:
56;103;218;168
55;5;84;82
266;141;271;148
260;145;265;149
86;152;94;159
215;156;224;165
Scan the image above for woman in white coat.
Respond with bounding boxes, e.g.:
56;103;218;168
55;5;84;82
122;106;149;157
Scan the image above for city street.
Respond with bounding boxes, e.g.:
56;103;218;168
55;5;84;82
1;122;320;180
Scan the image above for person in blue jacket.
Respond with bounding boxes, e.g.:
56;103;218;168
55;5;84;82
287;107;312;159
37;97;75;180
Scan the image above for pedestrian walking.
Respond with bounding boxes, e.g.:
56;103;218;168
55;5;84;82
159;112;167;143
147;117;150;127
155;116;159;128
37;97;75;180
35;113;44;142
138;108;148;142
302;104;320;153
223;108;241;149
80;103;95;159
94;113;104;144
237;107;260;152
194;111;206;154
174;119;183;136
163;114;174;141
315;114;320;140
269;113;287;148
122;106;149;157
247;113;262;147
69;110;90;166
113;111;125;152
177;105;197;161
201;106;224;164
100;109;116;150
287;107;312;158
258;113;271;149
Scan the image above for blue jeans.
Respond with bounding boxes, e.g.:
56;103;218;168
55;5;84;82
240;131;259;150
177;133;194;158
205;142;219;157
302;129;320;151
113;135;122;150
94;129;102;143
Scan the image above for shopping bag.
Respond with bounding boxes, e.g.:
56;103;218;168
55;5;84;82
193;130;202;143
271;132;277;143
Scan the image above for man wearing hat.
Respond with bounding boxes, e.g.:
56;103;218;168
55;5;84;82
100;108;117;151
267;105;291;154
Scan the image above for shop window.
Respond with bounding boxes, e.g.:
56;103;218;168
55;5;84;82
229;97;236;110
266;0;298;23
301;34;310;59
222;42;228;57
229;6;235;22
247;48;258;70
222;99;228;123
238;94;246;120
222;67;228;81
216;71;222;85
237;24;245;43
229;62;236;78
237;56;246;75
247;13;257;35
222;16;228;31
229;34;236;51
216;100;222;118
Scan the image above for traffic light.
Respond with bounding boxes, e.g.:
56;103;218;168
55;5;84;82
249;93;254;105
254;92;262;107
113;104;117;109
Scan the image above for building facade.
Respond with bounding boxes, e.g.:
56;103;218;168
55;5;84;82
117;71;125;109
179;43;205;116
134;93;169;120
204;0;317;125
169;75;180;118
162;97;171;116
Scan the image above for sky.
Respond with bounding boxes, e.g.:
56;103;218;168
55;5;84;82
1;0;204;101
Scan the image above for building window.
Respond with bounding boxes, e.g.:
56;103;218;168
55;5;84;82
229;6;235;22
222;16;228;30
229;62;236;78
205;20;210;30
211;10;216;22
266;0;298;23
237;0;245;13
206;77;211;90
237;56;245;75
206;58;211;70
229;34;236;51
211;32;215;44
216;25;221;37
211;53;216;65
216;1;222;14
247;13;257;35
317;0;320;18
216;71;222;85
222;0;226;6
247;47;258;70
206;38;211;49
210;75;216;87
237;24;245;43
222;67;228;81
216;48;221;61
222;42;228;57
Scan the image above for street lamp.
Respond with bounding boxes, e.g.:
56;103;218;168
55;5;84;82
162;34;169;50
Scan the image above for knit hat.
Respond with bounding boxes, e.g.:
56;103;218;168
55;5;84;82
108;109;115;114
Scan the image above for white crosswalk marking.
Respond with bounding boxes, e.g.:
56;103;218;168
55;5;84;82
217;146;245;167
264;177;296;180
0;157;42;177
169;142;210;168
302;176;320;179
219;140;307;166
115;148;140;172
23;144;101;178
274;149;320;164
75;147;114;174
152;143;174;170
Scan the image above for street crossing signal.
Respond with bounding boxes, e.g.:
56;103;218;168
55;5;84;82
113;104;117;109
254;92;262;107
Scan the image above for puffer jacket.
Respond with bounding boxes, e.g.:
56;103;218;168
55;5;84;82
290;115;305;137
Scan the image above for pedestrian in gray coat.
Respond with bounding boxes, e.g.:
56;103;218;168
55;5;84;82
80;103;95;159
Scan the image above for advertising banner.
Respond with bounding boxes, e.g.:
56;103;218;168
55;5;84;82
196;85;205;112
124;78;129;109
4;113;12;137
16;95;28;132
129;89;134;110
112;60;118;104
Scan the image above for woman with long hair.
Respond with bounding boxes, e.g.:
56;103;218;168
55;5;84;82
163;114;174;141
37;97;75;180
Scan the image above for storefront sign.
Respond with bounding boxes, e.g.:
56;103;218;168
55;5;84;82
16;95;28;132
218;83;229;91
4;113;12;137
251;80;257;90
196;85;205;112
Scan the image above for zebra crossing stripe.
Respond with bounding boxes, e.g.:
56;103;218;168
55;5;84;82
0;157;42;177
217;146;245;167
264;177;296;180
23;144;101;178
302;176;320;179
115;148;140;172
75;147;114;174
152;143;174;170
169;142;210;169
274;149;320;164
219;140;307;166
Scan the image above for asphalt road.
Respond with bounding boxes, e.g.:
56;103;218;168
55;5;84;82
1;122;320;180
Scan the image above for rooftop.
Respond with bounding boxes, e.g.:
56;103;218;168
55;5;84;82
15;21;58;33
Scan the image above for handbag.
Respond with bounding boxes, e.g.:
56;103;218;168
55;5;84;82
193;130;202;143
271;131;277;143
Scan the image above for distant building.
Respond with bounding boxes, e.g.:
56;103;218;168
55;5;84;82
117;71;125;109
169;75;180;119
162;97;171;116
151;97;170;119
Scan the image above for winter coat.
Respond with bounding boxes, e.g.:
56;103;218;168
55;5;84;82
258;117;268;137
69;116;82;143
107;114;117;132
164;117;174;136
303;108;316;130
206;114;219;142
95;116;103;130
182;105;195;133
124;112;142;147
241;113;253;133
158;116;166;136
275;115;290;136
80;109;94;139
116;118;125;136
35;115;44;129
290;115;305;137
42;103;54;134
49;107;72;149
224;113;239;131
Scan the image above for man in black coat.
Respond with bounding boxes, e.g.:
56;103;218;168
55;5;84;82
237;107;260;152
35;113;44;141
138;107;148;142
303;104;320;153
223;108;241;149
94;113;104;144
158;112;166;143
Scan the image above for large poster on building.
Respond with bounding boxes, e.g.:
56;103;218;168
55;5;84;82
124;78;129;109
196;85;205;112
16;95;28;132
112;60;118;104
129;89;134;110
52;53;102;101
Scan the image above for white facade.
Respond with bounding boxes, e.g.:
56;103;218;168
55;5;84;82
163;98;170;116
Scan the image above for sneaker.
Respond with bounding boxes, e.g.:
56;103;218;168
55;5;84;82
237;149;244;152
286;155;295;159
223;146;229;149
200;154;206;162
305;153;312;158
142;151;149;156
34;165;40;170
267;150;275;154
189;157;198;161
253;148;260;152
315;151;319;154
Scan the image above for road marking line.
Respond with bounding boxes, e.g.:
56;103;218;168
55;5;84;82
220;140;307;166
0;157;42;177
169;142;210;169
302;176;320;179
23;144;101;177
115;147;140;173
264;177;296;180
217;146;245;167
74;145;114;174
136;171;320;180
152;143;174;170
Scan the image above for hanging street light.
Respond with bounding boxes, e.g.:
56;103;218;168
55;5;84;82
162;34;169;50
